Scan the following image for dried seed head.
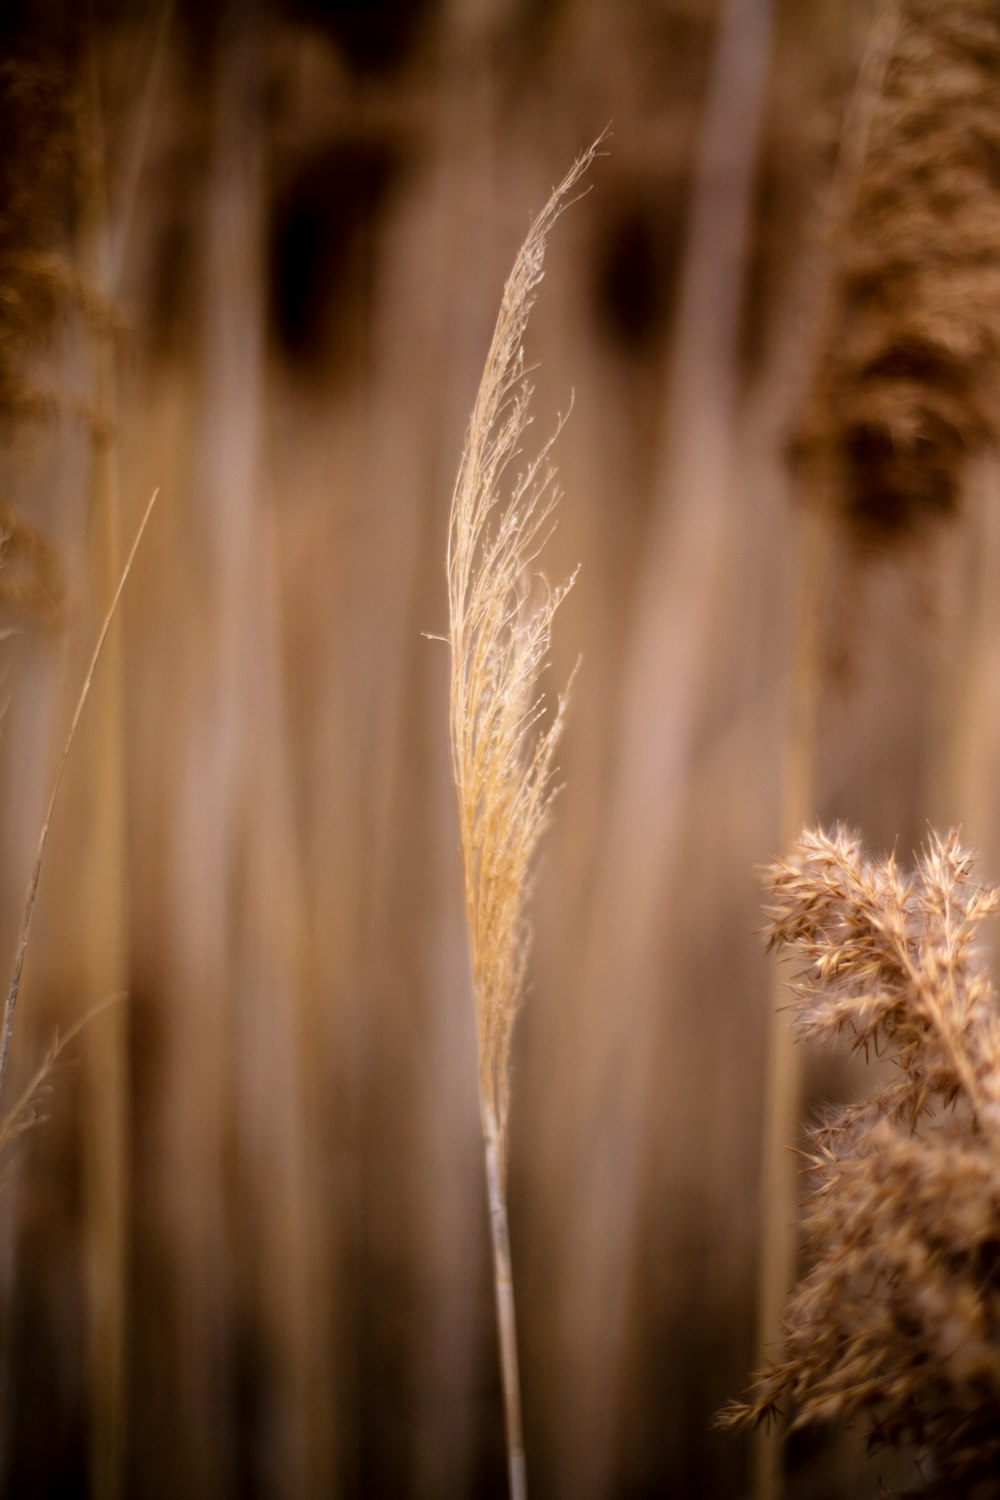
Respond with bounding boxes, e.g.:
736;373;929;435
448;141;599;1157
792;0;1000;545
723;826;1000;1489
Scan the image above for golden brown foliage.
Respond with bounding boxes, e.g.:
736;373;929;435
723;826;1000;1492
792;0;1000;541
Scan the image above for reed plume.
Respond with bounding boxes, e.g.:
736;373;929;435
447;140;599;1500
724;825;1000;1493
756;14;1000;1484
792;0;1000;543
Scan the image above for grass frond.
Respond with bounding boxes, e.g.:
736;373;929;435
448;137;600;1153
792;0;1000;542
726;825;1000;1491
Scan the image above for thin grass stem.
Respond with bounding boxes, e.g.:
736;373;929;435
484;1103;527;1500
0;486;159;1104
447;139;600;1500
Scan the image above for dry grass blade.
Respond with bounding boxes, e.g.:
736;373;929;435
0;486;159;1103
447;137;600;1500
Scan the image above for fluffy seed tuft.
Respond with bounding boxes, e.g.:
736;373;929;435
723;825;1000;1491
792;0;1000;542
447;143;599;1158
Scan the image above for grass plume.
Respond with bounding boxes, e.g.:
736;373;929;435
724;825;1000;1493
791;0;1000;543
447;139;600;1499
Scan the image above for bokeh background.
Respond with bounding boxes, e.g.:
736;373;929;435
0;0;993;1496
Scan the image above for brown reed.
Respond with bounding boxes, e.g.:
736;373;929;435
77;39;132;1500
791;0;1000;545
447;138;600;1500
724;824;1000;1493
753;7;998;1488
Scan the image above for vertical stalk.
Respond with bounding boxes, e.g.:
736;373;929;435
482;1103;527;1500
82;333;129;1500
446;142;593;1500
753;493;828;1500
752;13;902;1495
555;3;773;1491
80;34;129;1500
932;462;997;842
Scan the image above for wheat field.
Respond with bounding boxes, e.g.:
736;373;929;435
0;1;997;1497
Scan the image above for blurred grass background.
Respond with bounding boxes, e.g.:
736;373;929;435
0;0;992;1496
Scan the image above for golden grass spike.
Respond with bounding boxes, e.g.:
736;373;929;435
0;486;159;1104
448;138;597;1150
447;138;600;1500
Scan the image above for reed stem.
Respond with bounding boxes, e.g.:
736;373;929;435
753;13;904;1494
80;32;131;1498
753;495;828;1500
483;1103;527;1500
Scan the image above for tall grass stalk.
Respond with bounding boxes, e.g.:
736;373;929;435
167;15;287;1490
447;140;598;1500
754;498;826;1500
941;461;1000;844
0;481;156;1500
755;10;903;1493
79;37;132;1497
753;1;1000;1482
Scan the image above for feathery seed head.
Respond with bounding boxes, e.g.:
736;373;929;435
792;0;1000;544
724;826;1000;1488
447;140;600;1161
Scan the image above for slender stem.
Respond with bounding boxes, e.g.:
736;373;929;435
81;34;131;1499
752;12;905;1496
483;1104;527;1500
754;494;828;1500
0;487;158;1104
